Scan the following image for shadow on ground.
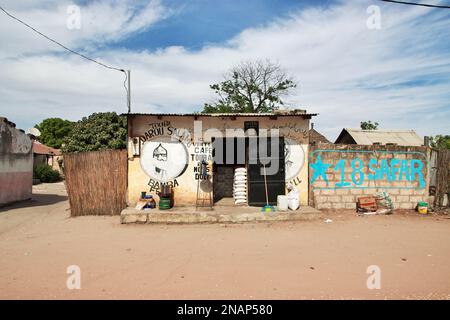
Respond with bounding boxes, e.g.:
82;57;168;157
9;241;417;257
0;193;68;212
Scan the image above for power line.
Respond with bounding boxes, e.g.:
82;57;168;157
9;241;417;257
0;5;126;71
0;5;130;110
380;0;450;8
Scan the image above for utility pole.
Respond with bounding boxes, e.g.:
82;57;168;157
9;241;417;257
127;70;131;113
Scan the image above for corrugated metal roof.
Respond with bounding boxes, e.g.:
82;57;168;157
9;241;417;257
33;141;61;155
309;128;331;144
126;112;318;117
341;128;423;146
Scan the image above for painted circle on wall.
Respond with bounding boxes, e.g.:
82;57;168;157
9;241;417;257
140;136;189;182
284;138;305;181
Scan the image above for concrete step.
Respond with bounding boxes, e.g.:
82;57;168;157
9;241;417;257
121;206;322;224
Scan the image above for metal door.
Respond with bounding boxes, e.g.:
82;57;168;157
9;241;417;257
247;137;285;206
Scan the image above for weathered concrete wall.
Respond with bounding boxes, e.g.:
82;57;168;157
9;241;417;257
50;155;64;173
309;143;431;210
127;115;310;207
0;118;33;206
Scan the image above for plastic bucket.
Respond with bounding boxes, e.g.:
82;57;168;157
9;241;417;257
159;198;171;210
417;201;428;214
277;195;288;211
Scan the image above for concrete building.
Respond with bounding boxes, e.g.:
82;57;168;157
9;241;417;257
126;110;317;207
0;117;33;206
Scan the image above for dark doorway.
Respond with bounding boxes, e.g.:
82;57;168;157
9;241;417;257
212;137;246;203
247;137;285;206
213;165;234;202
212;136;285;206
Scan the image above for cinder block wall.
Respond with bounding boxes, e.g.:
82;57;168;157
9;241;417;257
309;144;430;210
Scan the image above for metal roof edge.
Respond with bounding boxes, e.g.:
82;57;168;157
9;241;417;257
345;128;418;133
124;112;318;117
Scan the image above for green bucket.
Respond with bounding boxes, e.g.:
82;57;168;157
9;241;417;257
159;198;171;210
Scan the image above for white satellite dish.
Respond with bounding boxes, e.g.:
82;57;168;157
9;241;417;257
27;127;41;137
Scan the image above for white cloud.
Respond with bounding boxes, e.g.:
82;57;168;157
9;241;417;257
0;0;449;141
0;0;170;58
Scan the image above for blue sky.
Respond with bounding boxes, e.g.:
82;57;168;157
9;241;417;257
0;0;449;140
111;0;335;51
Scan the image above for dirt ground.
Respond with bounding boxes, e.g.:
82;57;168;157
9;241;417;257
0;182;449;300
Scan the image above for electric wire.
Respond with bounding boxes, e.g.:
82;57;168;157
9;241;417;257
380;0;450;9
0;5;130;110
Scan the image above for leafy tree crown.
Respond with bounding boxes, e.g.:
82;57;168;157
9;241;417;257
61;112;127;153
202;60;297;113
34;118;73;149
360;120;379;130
430;135;450;150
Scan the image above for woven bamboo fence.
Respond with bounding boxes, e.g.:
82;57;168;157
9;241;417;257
64;149;127;216
435;149;450;207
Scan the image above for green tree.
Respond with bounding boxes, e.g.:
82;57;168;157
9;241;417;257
202;60;297;113
35;118;73;149
61;112;127;153
360;120;379;130
430;135;450;150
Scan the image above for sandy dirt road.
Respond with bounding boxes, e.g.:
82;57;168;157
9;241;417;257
0;182;449;299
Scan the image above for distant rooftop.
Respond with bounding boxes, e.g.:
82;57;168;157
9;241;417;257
335;128;423;146
309;123;331;144
33;141;61;156
127;109;318;118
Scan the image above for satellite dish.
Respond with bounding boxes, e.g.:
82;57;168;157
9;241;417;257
27;127;41;137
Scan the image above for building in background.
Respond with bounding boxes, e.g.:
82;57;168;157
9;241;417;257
309;123;331;145
335;128;423;146
32;140;63;173
0;117;33;206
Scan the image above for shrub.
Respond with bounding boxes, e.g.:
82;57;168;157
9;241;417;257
62;112;127;153
34;164;62;183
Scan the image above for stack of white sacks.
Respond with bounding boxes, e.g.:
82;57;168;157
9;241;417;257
233;167;247;205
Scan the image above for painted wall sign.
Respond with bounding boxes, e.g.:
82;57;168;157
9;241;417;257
141;121;170;140
140;136;189;182
193;164;211;180
310;150;427;189
148;178;179;192
190;142;213;162
270;122;308;141
140;120;192;147
191;142;212;180
284;138;305;181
